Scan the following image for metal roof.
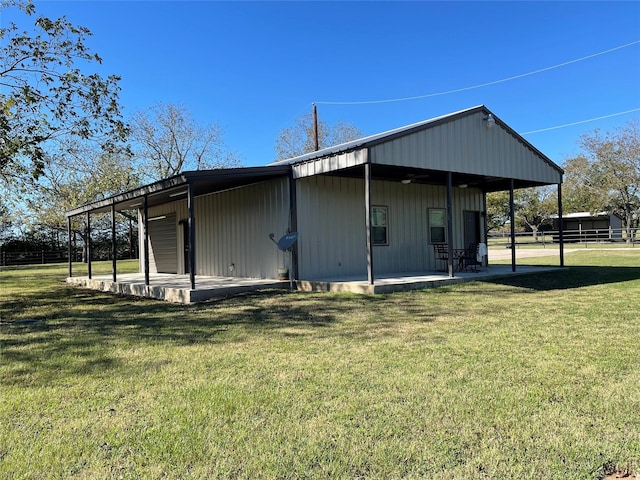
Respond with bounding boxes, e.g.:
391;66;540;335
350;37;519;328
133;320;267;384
66;165;291;217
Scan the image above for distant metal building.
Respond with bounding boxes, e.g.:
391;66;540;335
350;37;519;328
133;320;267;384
66;105;565;300
553;212;623;241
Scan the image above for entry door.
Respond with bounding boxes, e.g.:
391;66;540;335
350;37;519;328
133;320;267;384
463;211;481;248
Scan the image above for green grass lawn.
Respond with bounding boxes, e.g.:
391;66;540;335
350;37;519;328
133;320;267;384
1;253;639;479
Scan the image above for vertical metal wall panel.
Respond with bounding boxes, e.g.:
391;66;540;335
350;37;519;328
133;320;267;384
141;182;289;279
295;175;484;278
369;111;561;185
296;175;367;279
194;178;290;279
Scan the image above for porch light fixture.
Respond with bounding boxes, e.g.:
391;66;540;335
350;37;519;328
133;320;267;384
458;184;468;189
401;173;429;185
484;114;495;129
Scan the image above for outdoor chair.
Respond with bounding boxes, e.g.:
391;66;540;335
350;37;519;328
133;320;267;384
461;242;479;272
433;243;449;271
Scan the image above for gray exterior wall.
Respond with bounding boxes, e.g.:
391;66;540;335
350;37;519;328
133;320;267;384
369;111;561;185
195;177;290;278
141;177;291;279
296;175;484;279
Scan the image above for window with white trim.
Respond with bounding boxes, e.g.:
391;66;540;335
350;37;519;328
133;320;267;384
428;208;446;244
371;206;389;246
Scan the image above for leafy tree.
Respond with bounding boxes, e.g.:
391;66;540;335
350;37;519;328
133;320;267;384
0;0;128;181
485;191;511;233
486;187;556;240
514;186;556;240
573;121;640;241
274;112;362;161
131;103;241;182
561;155;606;214
23;140;141;260
0;193;17;244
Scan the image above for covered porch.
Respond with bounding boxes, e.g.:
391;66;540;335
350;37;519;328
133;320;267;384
66;264;561;304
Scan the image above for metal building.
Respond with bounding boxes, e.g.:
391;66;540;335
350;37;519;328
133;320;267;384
65;105;565;302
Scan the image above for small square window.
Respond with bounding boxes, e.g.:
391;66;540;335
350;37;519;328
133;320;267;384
371;206;388;246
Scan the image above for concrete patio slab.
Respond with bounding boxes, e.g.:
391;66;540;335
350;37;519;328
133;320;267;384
296;265;561;294
67;273;289;304
67;265;561;303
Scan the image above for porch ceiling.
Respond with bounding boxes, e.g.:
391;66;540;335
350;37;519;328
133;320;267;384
325;164;552;192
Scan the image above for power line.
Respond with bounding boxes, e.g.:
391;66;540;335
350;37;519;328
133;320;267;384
520;108;640;134
315;40;640;106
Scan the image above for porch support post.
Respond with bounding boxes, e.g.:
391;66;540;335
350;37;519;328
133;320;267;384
67;215;72;278
558;182;564;267
188;181;196;290
482;191;488;266
86;211;92;279
111;202;117;282
288;168;299;280
509;179;516;272
143;195;150;286
365;160;374;285
446;172;454;277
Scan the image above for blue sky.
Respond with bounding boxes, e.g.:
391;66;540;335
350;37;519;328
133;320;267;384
7;1;640;167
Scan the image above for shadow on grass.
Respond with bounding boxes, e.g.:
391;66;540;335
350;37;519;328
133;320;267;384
1;280;410;387
487;266;640;291
6;262;637;388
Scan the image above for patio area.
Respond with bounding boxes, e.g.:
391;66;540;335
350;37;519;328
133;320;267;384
66;265;561;304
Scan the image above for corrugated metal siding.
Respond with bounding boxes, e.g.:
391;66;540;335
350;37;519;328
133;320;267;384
296;175;367;278
296;176;484;279
194;178;290;278
369;111;562;185
141;181;289;279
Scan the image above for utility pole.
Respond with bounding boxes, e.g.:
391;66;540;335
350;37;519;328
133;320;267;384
312;103;319;151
